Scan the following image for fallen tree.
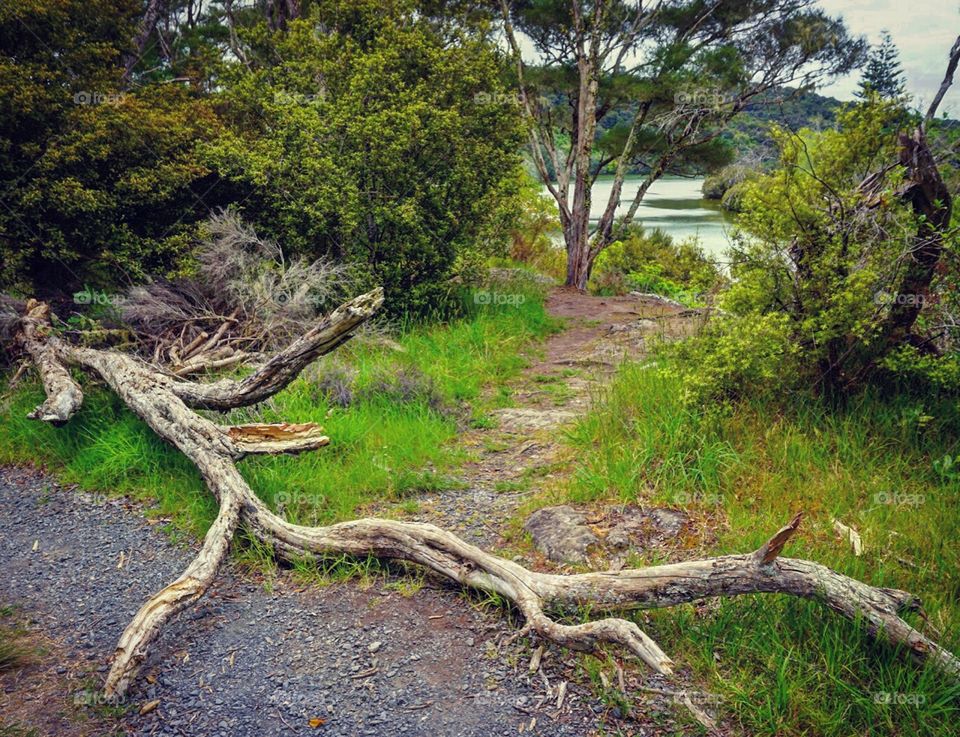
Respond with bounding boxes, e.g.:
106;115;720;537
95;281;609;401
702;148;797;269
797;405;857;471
7;291;960;714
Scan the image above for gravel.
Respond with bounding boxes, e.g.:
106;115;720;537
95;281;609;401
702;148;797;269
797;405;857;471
0;466;598;736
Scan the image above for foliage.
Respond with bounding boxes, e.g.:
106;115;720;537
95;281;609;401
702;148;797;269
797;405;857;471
0;0;526;319
0;1;221;293
702;162;762;212
702;164;754;199
857;31;907;100
498;170;565;282
674;98;956;403
720;86;842;160
589;226;726;304
120;211;355;354
202;2;525;316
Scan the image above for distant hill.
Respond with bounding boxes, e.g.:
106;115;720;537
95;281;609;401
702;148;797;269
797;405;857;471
722;87;843;160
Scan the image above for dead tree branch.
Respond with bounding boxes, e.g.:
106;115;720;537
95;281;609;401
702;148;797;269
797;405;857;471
7;290;959;705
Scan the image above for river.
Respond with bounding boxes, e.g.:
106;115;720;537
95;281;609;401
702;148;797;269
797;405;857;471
547;175;735;259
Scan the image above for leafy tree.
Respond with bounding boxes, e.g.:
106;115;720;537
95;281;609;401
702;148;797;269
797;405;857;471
498;0;866;289
856;30;906;100
204;0;525;315
0;0;221;294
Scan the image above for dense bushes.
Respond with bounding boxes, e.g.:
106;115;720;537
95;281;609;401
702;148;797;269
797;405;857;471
589;226;726;304
0;0;526;317
205;4;525;315
674;99;960;404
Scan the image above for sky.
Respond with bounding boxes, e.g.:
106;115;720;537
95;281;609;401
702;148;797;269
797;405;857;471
816;0;960;112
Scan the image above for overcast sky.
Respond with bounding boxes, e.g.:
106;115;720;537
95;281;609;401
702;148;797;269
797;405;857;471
817;0;960;112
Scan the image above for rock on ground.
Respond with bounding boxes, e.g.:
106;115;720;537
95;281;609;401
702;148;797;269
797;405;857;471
524;506;598;563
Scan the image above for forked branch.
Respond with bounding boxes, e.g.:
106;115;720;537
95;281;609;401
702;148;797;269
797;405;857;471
8;291;959;710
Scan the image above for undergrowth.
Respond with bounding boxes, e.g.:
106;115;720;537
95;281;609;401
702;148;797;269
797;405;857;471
564;359;960;736
0;285;558;541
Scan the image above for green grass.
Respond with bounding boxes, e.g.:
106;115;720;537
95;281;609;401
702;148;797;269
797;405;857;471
565;360;960;736
0;285;558;539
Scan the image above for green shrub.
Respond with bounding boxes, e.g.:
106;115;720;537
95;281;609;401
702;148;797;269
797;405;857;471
701;163;757;200
0;1;220;293
202;3;525;317
683;98;960;402
590;227;726;303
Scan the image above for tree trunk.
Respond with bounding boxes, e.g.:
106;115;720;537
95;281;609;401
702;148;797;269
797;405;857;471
121;0;168;85
564;221;593;290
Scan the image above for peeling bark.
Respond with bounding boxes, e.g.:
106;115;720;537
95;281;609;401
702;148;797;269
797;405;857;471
16;300;83;424
9;290;959;706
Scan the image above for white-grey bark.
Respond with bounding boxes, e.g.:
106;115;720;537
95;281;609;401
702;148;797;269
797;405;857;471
10;291;959;705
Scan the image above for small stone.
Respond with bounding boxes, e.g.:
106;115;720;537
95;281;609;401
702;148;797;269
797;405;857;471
367;641;382;653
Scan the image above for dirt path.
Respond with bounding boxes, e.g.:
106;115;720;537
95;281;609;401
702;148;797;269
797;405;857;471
0;289;704;737
394;289;700;549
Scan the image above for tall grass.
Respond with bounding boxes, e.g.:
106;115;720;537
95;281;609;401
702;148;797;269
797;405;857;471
0;285;558;538
566;361;960;735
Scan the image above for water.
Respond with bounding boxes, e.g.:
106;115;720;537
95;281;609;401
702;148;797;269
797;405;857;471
548;175;735;259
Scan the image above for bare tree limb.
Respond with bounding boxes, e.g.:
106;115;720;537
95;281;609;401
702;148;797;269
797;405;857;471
171;288;383;410
16;300;83;424
926;35;960;123
9;291;959;708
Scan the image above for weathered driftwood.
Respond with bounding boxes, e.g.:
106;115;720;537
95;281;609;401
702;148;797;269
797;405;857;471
9;290;959;707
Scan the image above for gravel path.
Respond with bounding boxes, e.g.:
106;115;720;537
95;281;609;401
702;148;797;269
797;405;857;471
0;467;599;736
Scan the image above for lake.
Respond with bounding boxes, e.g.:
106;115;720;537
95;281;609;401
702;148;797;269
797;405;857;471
547;175;735;259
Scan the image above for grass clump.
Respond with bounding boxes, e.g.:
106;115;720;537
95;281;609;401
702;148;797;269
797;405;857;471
0;609;29;674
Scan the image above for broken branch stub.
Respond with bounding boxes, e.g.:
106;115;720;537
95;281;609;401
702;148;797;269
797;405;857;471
9;289;960;704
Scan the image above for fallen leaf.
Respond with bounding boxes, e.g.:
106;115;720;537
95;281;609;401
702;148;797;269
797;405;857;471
308;717;326;728
139;699;160;715
32;539;39;551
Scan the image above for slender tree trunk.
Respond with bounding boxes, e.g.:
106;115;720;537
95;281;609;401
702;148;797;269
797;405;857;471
564;222;592;289
564;30;600;291
121;0;167;85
